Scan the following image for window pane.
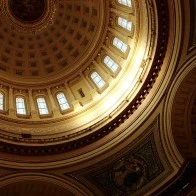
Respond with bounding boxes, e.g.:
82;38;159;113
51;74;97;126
91;72;106;89
16;97;26;115
104;56;119;72
118;17;132;31
57;93;70;111
0;93;3;110
118;0;132;7
37;97;49;115
113;37;128;53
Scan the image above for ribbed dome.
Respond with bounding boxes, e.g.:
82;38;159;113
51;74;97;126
0;0;105;84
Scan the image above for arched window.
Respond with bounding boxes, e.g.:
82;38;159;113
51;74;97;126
118;0;132;7
0;92;4;110
91;72;106;89
118;17;132;31
56;92;70;111
104;56;119;72
37;97;49;115
16;97;26;115
113;37;128;53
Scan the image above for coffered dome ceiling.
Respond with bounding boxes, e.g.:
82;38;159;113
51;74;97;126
0;0;169;161
0;0;105;84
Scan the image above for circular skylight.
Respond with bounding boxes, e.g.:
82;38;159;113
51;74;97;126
9;0;46;22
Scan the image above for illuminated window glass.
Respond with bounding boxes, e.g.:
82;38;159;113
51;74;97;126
37;97;49;115
16;97;26;115
57;92;70;111
91;72;106;89
104;56;119;72
113;37;128;53
118;0;132;7
118;17;132;31
0;93;4;110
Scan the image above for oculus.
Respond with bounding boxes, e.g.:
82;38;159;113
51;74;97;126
1;0;56;33
9;0;46;22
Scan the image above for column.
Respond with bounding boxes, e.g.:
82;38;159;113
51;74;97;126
64;82;76;101
46;87;59;115
28;89;38;118
79;72;99;98
8;86;15;117
79;72;94;90
64;82;81;109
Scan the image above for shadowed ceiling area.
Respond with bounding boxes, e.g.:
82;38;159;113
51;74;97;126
0;180;74;196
